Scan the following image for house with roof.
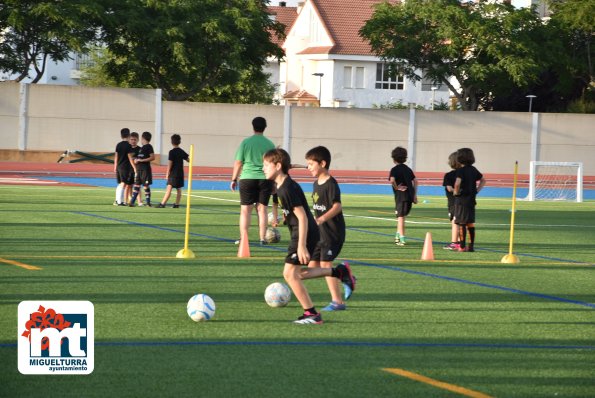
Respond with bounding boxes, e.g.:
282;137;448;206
266;0;451;109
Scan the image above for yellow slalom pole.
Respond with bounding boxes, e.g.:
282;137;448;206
176;144;196;259
501;161;520;264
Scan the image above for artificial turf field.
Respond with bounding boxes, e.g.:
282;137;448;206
0;184;593;397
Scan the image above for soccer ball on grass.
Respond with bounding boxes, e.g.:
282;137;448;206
187;294;216;322
264;227;281;244
264;282;291;307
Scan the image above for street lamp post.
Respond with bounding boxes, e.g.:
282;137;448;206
431;86;438;110
526;95;537;112
312;72;324;107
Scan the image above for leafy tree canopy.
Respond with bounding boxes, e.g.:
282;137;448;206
360;0;558;111
0;0;102;82
95;0;285;102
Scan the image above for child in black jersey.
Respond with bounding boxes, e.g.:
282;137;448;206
157;134;189;208
262;148;355;325
305;146;348;312
442;152;460;250
113;128;131;205
129;131;155;207
453;148;486;252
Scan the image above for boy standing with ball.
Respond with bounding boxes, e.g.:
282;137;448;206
305;146;348;312
262;148;356;325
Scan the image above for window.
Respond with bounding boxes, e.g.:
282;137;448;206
355;67;365;89
375;63;404;90
343;66;352;88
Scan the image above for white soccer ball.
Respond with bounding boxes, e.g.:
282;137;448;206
264;227;281;244
264;282;291;307
187;294;216;322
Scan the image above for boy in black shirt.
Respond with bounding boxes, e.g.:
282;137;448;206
129;131;155;207
389;147;417;246
453;148;486;252
157;134;189;208
442;152;460;250
113;128;131;205
262;148;355;325
305;146;349;311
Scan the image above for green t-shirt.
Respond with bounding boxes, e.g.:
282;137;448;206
235;134;276;179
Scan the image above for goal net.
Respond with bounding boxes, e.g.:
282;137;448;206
526;161;583;202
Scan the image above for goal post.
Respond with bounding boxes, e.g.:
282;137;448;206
527;161;583;202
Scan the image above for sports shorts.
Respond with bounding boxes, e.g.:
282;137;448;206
239;179;273;206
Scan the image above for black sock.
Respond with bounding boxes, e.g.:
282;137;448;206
459;225;467;248
130;185;140;204
468;227;475;245
331;267;340;278
305;307;317;315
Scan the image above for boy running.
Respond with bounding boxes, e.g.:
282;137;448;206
262;148;355;325
305;146;348;311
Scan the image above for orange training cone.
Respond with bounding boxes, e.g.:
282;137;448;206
421;232;434;261
237;233;251;258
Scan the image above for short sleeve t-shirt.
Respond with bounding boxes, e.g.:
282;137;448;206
442;169;457;207
137;144;154;171
312;176;345;245
276;176;319;244
169;147;189;180
115;141;132;168
389;163;416;203
455;166;483;198
235;134;275;180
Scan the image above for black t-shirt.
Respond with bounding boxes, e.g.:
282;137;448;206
115;141;132;168
168;147;189;179
455;165;483;198
276;176;319;243
137;144;154;170
128;146;141;164
442;169;457;207
389;163;416;203
312;176;345;245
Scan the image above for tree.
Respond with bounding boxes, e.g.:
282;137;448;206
95;0;285;102
0;0;102;83
360;0;553;111
546;0;594;91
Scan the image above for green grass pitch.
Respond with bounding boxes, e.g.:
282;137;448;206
0;185;594;397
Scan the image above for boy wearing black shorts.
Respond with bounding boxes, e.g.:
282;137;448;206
453;148;486;252
157;134;189;208
442;152;460;250
129;131;155;207
114;128;131;205
262;148;355;325
305;146;349;312
389;146;417;246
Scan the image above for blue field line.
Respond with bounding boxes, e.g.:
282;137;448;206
351;260;595;309
40;176;595;199
346;227;595;266
1;340;593;350
74;211;595;310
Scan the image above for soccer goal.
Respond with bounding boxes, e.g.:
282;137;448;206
526;161;583;202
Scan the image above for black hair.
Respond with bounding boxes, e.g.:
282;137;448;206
305;146;332;169
171;134;181;146
130;132;139;139
252;116;267;133
456;147;475;166
142;131;152;142
120;128;130;138
391;146;407;164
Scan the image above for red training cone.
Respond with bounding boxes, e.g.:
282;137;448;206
237;233;251;258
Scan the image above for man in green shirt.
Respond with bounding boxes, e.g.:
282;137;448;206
231;117;276;246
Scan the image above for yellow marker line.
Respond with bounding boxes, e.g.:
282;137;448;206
382;368;494;398
0;257;42;271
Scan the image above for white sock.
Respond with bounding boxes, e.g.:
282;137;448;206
116;185;123;204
